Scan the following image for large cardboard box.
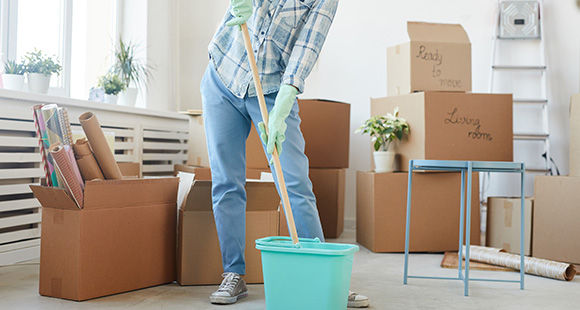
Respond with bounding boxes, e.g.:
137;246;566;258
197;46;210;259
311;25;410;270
184;110;268;169
387;22;472;96
177;180;279;285
280;168;345;239
486;197;533;256
31;178;178;301
533;176;580;264
173;164;269;181
298;99;350;168
570;94;580;177
371;92;513;168
356;171;480;253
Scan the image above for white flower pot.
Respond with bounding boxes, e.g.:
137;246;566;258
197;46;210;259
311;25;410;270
373;151;396;173
118;87;138;106
28;73;51;94
105;94;118;104
2;74;25;91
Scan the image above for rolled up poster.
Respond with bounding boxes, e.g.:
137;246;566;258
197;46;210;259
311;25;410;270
73;138;105;181
463;245;576;281
78;112;123;180
32;104;53;186
50;143;84;209
41;104;65;187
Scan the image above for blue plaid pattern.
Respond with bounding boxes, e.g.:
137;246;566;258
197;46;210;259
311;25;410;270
208;0;338;98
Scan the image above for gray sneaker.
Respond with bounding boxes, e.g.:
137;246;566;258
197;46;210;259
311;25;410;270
210;272;248;304
348;290;370;308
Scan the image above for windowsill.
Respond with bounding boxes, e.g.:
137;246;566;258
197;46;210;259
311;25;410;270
0;88;186;120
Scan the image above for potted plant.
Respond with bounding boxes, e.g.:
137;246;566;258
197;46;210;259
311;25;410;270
23;49;62;94
98;72;126;104
356;107;409;173
112;38;153;106
2;60;26;91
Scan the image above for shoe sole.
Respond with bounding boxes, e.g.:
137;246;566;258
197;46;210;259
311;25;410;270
210;291;248;304
347;299;370;308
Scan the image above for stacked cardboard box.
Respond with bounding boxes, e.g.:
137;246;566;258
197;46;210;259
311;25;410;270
183;99;350;239
486;197;533;256
31;164;178;301
358;22;514;252
531;94;580;266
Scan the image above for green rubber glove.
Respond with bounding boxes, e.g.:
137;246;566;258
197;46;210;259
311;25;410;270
258;84;298;158
225;0;253;28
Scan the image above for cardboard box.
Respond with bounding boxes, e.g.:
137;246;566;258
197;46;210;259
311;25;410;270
184;110;268;169
356;171;480;253
177;180;279;285
533;176;580;264
298;99;350;168
486;197;533;256
184;99;350;170
570;94;580;177
387;21;472;96
280;168;345;239
371;92;513;168
30;178;178;301
173;164;269;181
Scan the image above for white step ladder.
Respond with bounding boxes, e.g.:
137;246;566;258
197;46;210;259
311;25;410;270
489;0;553;182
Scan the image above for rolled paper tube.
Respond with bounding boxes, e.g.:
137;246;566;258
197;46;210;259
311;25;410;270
73;138;105;181
463;245;576;281
50;143;84;209
78;112;123;180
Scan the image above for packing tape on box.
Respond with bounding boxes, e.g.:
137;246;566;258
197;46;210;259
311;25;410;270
570;94;580;177
463;245;576;281
78;112;123;180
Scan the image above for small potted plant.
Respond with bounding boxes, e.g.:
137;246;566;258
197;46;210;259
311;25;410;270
112;38;154;106
2;60;26;91
98;72;126;104
23;49;62;94
356;107;409;173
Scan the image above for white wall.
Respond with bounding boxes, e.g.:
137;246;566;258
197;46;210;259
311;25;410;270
180;1;580;221
177;0;228;111
146;0;179;112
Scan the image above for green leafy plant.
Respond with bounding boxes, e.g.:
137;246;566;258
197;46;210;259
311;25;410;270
23;49;62;76
98;72;126;95
3;60;26;75
112;38;153;90
356;107;410;152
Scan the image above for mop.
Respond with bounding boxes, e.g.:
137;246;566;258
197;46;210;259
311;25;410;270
242;24;359;310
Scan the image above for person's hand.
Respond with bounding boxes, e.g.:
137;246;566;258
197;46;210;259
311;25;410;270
258;84;298;159
226;0;253;28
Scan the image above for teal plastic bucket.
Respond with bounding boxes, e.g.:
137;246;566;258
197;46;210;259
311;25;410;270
256;236;359;310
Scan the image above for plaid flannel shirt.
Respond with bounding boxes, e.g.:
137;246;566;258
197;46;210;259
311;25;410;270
208;0;339;98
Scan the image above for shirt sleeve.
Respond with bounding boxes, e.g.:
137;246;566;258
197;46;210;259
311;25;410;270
282;0;339;94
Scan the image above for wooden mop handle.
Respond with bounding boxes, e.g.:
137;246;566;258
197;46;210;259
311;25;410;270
241;23;300;245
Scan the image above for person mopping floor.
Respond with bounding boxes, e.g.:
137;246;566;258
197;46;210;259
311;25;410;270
200;0;369;308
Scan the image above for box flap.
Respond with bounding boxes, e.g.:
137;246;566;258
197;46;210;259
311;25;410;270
182;180;279;212
179;110;203;116
182;180;213;211
83;178;178;209
297;98;349;105
407;21;470;43
30;185;79;210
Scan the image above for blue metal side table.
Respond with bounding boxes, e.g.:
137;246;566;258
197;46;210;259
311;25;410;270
403;160;526;296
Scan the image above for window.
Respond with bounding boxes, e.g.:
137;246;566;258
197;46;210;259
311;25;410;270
1;0;72;96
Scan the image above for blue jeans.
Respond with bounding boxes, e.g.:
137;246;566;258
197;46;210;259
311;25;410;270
200;64;325;275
